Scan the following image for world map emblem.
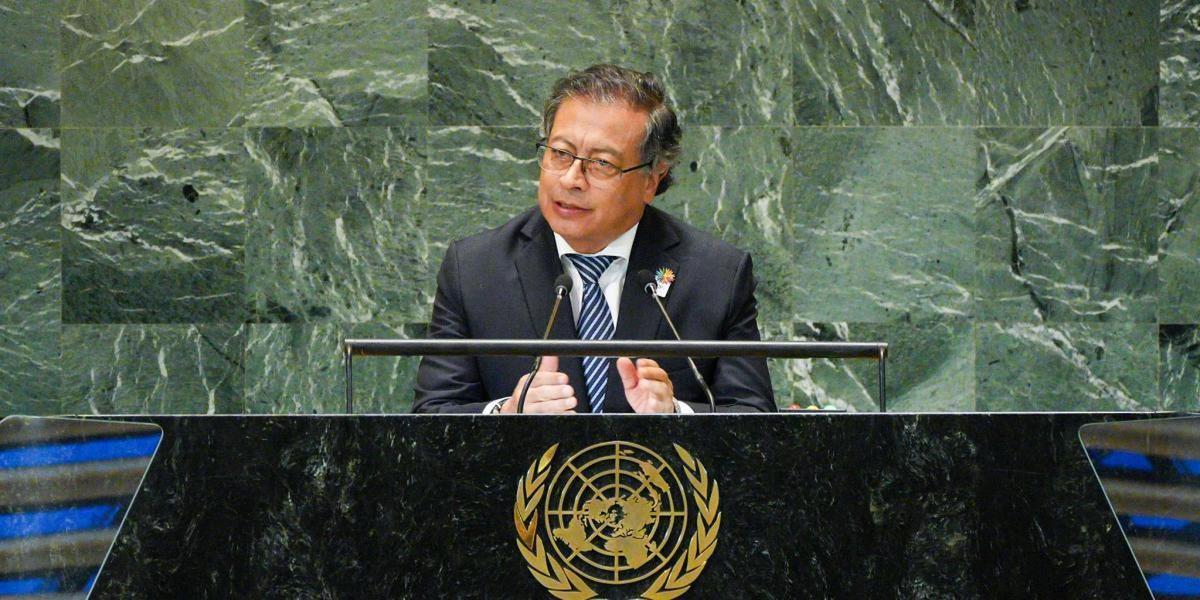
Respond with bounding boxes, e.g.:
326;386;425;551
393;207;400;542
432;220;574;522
514;441;721;599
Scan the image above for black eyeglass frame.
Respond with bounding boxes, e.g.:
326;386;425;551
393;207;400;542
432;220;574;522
535;141;654;179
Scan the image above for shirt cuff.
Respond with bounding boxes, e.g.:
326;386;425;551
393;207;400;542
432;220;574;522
672;399;694;414
483;397;508;414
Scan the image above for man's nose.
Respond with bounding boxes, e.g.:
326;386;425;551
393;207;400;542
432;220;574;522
559;157;589;189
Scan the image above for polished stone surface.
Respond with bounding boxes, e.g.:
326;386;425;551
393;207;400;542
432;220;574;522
0;2;1193;415
976;0;1158;126
0;0;61;127
976;128;1159;322
60;0;245;127
244;321;421;414
0;129;60;328
429;0;792;126
243;0;427;127
90;414;1150;598
1160;0;1200;127
1161;325;1200;411
60;324;244;414
785;127;975;323
1160;127;1200;323
976;322;1159;411
244;127;425;324
792;0;977;125
61;128;245;324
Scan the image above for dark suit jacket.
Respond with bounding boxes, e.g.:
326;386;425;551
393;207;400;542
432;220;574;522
412;205;775;413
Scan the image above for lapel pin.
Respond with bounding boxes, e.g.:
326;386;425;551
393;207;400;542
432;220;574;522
654;267;675;298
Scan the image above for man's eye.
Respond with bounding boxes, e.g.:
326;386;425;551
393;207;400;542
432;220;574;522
552;149;572;160
593;160;615;170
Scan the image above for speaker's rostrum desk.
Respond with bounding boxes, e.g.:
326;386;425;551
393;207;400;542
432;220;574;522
89;413;1150;599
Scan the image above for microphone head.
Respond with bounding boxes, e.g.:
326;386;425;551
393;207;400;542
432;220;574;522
553;273;573;295
635;269;657;295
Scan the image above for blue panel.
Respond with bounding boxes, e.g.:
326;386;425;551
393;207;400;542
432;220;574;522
1094;449;1154;472
1128;514;1191;531
0;434;160;470
1174;458;1200;476
1148;573;1200;596
0;576;60;594
0;504;122;540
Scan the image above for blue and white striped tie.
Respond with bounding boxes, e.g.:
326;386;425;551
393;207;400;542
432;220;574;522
566;254;617;413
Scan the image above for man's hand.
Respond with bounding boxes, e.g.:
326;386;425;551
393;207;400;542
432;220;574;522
502;356;577;414
617;357;675;413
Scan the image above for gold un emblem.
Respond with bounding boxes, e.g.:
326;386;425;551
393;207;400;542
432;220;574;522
514;441;721;599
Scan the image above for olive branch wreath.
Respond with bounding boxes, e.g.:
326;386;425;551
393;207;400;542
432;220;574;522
514;443;721;600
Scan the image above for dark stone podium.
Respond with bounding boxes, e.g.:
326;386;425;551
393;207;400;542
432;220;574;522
90;414;1149;599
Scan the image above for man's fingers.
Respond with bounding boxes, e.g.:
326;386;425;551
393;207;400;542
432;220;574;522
637;365;669;383
528;371;568;386
537;355;559;373
616;357;639;390
527;397;577;413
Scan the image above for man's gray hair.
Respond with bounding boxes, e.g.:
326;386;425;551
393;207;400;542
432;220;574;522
541;64;682;196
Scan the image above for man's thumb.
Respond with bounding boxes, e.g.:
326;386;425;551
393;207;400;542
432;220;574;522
616;357;638;390
538;355;559;372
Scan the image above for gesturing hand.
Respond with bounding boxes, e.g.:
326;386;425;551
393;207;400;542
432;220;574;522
617;357;676;414
502;356;577;414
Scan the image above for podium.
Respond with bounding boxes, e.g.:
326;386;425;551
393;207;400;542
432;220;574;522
87;413;1150;598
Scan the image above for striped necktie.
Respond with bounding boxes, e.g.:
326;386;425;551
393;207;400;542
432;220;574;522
566;254;617;413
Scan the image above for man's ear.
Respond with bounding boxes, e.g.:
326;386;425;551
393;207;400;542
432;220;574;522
644;162;670;203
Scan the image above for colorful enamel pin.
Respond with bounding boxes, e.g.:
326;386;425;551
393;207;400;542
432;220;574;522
654;267;675;298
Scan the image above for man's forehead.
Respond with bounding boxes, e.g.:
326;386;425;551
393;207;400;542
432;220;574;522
548;98;648;156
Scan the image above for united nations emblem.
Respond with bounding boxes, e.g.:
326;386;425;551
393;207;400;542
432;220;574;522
514;441;721;599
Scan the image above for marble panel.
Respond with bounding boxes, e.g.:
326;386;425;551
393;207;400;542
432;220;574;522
786;126;975;323
0;323;61;415
767;320;974;413
244;321;422;414
792;0;978;125
243;0;427;127
1160;0;1200;127
1159;127;1200;323
61;0;245;127
976;0;1158;126
243;126;427;324
0;0;61;126
60;324;245;414
1160;324;1200;410
428;0;792;126
976;128;1159;322
61;128;245;323
244;127;425;323
976;321;1158;411
0;128;60;328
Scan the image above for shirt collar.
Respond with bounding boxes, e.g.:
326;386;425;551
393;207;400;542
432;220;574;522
553;222;639;261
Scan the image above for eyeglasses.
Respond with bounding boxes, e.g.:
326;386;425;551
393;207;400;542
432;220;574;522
535;142;653;184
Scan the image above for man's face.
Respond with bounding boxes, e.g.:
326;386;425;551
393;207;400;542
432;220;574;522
537;97;665;254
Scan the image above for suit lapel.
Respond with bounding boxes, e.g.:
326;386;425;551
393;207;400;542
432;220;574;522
605;206;681;412
513;212;590;410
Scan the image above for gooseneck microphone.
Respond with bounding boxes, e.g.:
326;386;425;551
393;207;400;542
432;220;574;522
635;270;717;413
515;273;574;413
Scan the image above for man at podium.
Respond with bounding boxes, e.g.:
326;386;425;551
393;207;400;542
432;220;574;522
413;64;774;415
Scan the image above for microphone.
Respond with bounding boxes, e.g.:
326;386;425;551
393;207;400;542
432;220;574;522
635;270;717;413
515;273;574;413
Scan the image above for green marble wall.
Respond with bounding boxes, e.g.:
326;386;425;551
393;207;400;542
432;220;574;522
1;0;1196;415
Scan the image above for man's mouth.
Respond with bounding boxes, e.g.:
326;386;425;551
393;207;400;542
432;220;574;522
554;200;591;214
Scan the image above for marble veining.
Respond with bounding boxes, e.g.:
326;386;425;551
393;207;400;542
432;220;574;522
0;0;61;127
60;128;245;324
60;0;245;127
243;0;427;127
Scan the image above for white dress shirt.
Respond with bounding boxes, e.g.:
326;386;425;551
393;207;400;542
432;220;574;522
484;222;691;414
